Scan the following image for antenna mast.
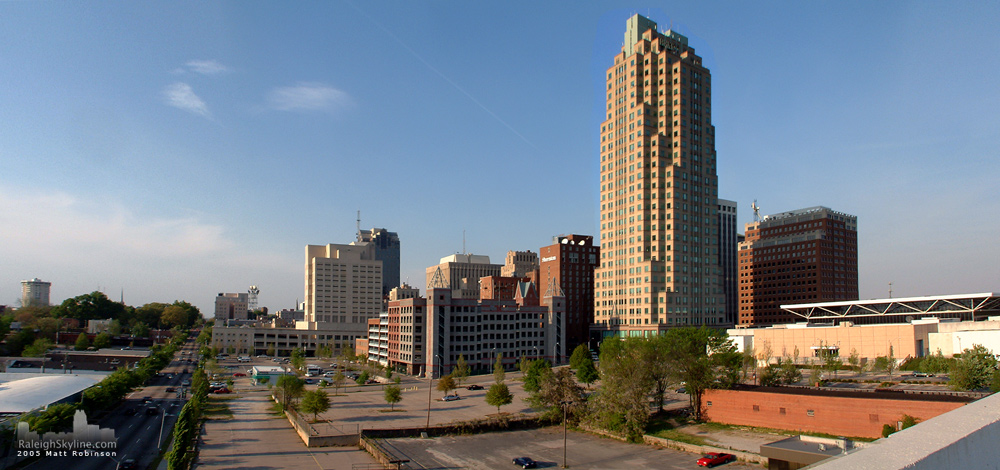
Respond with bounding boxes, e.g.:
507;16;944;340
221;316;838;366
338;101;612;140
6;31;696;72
463;230;466;255
356;210;361;242
752;200;761;222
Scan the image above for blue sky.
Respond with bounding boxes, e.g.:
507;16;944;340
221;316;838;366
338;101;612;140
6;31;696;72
2;2;998;314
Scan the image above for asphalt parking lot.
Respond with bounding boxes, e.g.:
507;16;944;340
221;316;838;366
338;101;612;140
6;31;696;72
382;427;757;470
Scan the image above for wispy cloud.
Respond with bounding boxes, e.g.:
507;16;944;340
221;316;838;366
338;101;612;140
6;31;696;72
163;82;210;117
266;82;351;113
185;59;230;76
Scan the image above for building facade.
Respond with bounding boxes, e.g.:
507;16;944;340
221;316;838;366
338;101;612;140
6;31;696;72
376;282;566;377
539;234;599;351
21;278;51;307
501;250;539;278
301;242;383;351
738;206;858;326
214;292;249;321
425;254;502;300
594;14;725;341
357;228;400;298
718;199;739;325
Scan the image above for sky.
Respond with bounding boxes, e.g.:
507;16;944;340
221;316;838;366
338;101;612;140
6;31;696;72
1;2;998;315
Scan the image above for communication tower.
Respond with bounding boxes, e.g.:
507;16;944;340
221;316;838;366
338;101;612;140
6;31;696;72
248;285;259;312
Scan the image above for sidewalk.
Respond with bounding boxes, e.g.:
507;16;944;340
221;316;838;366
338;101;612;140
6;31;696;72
195;389;376;469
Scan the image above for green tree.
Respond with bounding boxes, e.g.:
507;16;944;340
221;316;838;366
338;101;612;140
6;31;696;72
51;291;125;323
577;358;599;387
493;354;505;384
662;326;741;421
132;322;150;338
4;330;36;356
589;337;652;442
332;371;346;395
523;359;552;393
267;344;276;357
25;403;78;435
161;305;188;328
950;344;998;391
291;348;305;370
136;303;167;329
356;371;370;385
486;382;513;414
316;343;333;359
108;319;122;336
300;389;330;421
384;384;402;411
275;375;305;410
23;338;54;357
437;374;456;397
93;331;111;349
569;344;591;370
74;333;90;351
779;360;802;385
848;348;861;372
528;367;584;421
452;354;470;386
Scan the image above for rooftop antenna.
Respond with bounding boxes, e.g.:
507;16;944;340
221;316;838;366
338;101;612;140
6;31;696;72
888;282;893;299
356;210;361;241
462;229;466;255
752;200;761;222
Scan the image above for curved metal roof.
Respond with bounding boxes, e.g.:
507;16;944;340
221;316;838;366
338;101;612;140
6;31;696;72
0;374;104;414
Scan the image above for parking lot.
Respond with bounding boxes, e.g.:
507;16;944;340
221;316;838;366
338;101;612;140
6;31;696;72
382;427;757;470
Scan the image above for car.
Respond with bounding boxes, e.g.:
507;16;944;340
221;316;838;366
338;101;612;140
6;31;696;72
233;372;246;377
213;388;231;394
304;373;316;377
512;457;537;468
442;394;460;402
118;458;137;469
141;396;153;404
304;378;316;384
323;371;337;377
697;452;736;467
466;384;484;390
165;387;176;393
181;379;191;386
123;408;137;416
145;406;159;416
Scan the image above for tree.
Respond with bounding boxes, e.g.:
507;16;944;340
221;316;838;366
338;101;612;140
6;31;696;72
848;348;861;372
275;375;305;410
384;384;402;411
949;344;999;391
661;327;741;421
291;348;305;370
267;344;276;357
452;354;470;385
523;359;552;393
356;371;370;385
577;358;599;387
316;343;333;359
23;338;54;357
75;333;90;351
493;354;505;384
332;371;346;395
529;367;584;421
569;344;591;370
132;322;150;338
93;332;111;349
437;374;456;396
486;383;513;415
300;389;330;421
589;337;652;442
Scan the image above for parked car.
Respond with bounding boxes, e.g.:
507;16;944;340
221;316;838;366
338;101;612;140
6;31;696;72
304;379;316;384
118;458;137;469
512;457;537;468
442;394;460;402
233;372;246;377
181;379;191;386
213;388;231;394
697;452;736;467
165;387;176;393
467;384;484;390
141;396;153;404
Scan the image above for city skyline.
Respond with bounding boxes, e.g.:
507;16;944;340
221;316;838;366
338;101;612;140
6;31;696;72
2;2;998;314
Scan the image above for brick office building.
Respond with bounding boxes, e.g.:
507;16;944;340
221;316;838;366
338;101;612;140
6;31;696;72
738;206;858;326
539;234;599;352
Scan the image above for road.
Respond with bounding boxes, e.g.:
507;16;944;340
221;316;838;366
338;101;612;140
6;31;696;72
24;338;198;470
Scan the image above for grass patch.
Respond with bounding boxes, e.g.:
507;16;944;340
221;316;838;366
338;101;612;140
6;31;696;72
268;400;286;417
699;421;876;443
646;415;709;446
203;397;234;419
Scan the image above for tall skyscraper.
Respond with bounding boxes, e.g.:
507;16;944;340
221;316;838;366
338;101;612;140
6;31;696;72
21;278;51;307
594;14;724;340
737;206;858;326
718;199;739;325
357;228;400;298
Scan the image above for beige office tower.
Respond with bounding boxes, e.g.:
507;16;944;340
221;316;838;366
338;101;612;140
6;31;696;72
593;14;724;340
300;243;383;344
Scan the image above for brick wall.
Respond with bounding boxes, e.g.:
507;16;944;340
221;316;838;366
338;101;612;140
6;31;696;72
701;388;969;439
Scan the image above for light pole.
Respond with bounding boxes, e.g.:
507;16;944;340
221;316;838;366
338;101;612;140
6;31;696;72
560;400;574;468
425;353;439;433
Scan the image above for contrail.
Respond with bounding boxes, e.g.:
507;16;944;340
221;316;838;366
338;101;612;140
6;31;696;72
346;2;538;150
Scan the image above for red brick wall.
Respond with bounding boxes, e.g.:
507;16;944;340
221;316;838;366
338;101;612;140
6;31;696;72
701;389;967;438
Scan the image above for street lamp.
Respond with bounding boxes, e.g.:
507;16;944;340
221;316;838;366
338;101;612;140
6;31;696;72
425;353;440;433
560;400;575;468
